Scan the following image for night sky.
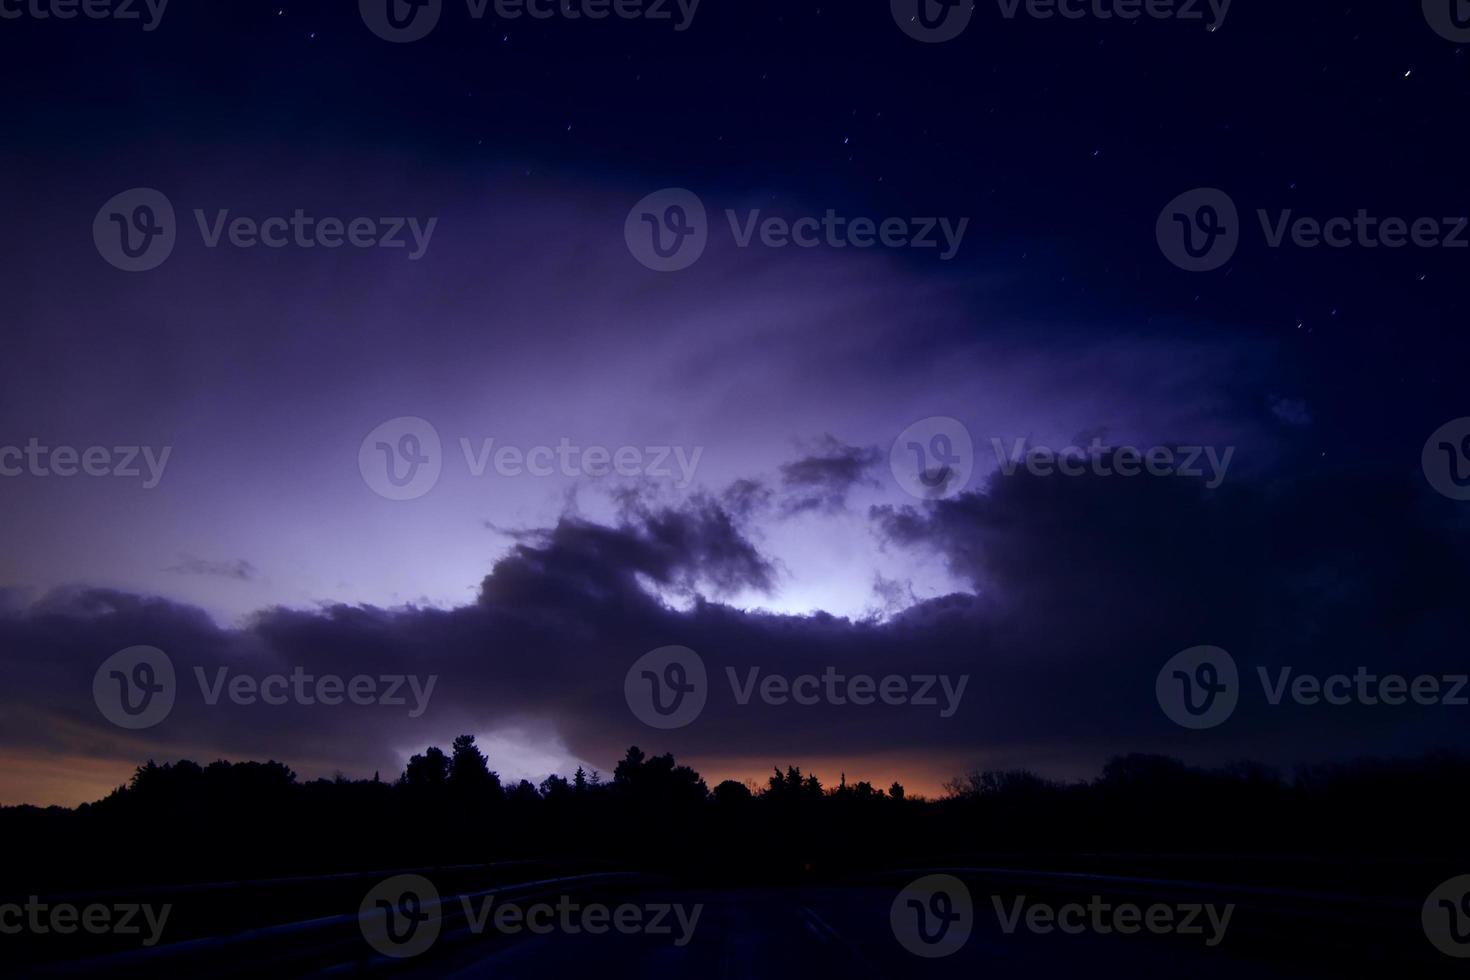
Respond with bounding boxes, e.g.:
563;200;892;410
2;1;1468;805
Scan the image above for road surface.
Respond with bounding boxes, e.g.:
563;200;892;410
405;885;1327;979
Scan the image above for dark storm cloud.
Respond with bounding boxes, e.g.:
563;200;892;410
3;452;1468;791
871;455;1470;755
164;556;259;582
871;573;919;618
778;436;883;515
499;490;778;601
720;478;773;522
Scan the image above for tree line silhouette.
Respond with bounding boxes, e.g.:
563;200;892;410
5;739;1468;893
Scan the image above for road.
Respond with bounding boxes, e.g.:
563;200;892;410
407;885;1323;979
22;866;1444;976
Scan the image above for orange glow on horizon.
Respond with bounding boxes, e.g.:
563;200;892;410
1;747;985;808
